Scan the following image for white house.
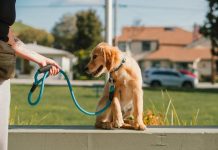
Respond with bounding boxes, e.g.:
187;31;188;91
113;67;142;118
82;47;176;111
15;43;77;80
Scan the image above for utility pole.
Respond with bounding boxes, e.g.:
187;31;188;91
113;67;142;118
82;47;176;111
114;0;118;46
105;0;113;46
105;0;113;81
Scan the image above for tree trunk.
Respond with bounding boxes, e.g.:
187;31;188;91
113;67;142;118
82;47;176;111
211;54;216;84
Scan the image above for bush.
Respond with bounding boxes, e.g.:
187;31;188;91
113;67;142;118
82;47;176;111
18;28;54;46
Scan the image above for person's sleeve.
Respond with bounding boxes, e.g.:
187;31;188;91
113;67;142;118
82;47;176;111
0;21;10;42
0;0;16;42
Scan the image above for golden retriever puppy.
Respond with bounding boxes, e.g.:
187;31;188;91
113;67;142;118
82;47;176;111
85;42;146;130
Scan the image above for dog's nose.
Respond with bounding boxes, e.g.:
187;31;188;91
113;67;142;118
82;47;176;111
84;66;89;73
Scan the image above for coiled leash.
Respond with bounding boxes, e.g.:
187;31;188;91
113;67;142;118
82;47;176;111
28;65;114;116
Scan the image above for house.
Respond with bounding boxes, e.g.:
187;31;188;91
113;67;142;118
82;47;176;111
117;26;214;79
145;46;212;78
185;37;218;78
15;43;77;80
117;26;195;69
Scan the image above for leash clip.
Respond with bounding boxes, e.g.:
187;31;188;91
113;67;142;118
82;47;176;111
30;83;38;92
109;84;115;101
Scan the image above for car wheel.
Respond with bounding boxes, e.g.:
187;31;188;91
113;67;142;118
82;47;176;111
182;82;193;88
150;81;161;88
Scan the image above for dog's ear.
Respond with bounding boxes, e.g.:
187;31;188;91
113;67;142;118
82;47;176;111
102;46;114;72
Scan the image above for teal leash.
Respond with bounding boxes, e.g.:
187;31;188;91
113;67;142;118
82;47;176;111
28;65;114;116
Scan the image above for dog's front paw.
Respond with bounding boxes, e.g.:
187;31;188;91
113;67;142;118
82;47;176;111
112;120;124;128
134;122;147;131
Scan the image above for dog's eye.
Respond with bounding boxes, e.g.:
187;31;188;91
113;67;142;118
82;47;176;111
93;55;97;60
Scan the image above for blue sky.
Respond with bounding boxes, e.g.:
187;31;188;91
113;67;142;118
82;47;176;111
16;0;208;35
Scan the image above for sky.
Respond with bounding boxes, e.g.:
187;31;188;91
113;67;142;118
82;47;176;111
16;0;208;35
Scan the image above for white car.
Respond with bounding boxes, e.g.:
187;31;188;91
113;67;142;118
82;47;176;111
143;69;198;88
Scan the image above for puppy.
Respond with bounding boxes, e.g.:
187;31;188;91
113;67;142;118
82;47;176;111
85;42;146;130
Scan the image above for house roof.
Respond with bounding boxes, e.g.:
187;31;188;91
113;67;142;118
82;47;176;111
117;26;194;46
146;46;211;62
25;43;75;58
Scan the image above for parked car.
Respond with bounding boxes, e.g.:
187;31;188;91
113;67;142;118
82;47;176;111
179;69;197;78
143;68;198;88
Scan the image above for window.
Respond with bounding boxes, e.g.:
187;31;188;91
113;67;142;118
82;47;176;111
167;72;180;77
142;41;151;51
177;62;189;70
152;71;165;75
216;61;218;73
152;71;180;77
152;61;160;68
118;42;126;51
16;58;22;70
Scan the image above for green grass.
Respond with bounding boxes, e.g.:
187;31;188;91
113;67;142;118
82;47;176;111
10;84;218;126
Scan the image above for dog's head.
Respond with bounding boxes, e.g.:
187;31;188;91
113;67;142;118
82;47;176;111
85;42;121;77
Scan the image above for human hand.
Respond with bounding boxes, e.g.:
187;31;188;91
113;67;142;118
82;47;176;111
39;57;61;76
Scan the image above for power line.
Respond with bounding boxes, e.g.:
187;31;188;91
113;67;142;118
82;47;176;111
16;4;206;12
118;4;205;12
16;4;104;8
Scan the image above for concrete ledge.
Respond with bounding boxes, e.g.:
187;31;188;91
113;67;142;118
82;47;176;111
9;126;218;150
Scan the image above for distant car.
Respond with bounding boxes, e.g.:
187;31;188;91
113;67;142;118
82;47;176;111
179;70;197;78
143;68;198;88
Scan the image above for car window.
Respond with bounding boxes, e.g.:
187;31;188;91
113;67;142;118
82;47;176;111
152;71;180;77
152;71;165;75
167;72;180;77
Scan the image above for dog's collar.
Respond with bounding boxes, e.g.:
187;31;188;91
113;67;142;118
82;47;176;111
109;57;126;84
110;57;126;73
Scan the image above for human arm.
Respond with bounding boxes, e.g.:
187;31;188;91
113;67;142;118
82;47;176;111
7;28;60;75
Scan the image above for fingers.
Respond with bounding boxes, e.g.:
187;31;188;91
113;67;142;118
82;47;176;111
49;65;59;76
41;57;61;76
49;59;61;69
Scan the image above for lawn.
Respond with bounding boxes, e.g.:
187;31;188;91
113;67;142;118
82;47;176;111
10;84;218;126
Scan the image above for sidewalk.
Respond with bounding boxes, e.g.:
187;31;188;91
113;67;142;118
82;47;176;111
11;79;218;89
11;78;104;87
196;82;218;89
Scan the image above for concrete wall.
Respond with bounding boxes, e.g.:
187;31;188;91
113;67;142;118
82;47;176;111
9;126;218;150
198;60;211;76
130;41;142;54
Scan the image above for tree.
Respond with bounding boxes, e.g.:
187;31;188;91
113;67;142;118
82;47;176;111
73;10;103;51
73;10;103;79
74;10;102;79
73;49;91;79
52;13;77;50
200;0;218;83
51;10;103;79
18;28;54;46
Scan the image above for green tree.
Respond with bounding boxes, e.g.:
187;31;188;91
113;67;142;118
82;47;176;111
18;28;54;46
52;13;77;50
73;10;103;79
200;0;218;83
51;10;103;79
73;49;91;80
74;10;103;51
